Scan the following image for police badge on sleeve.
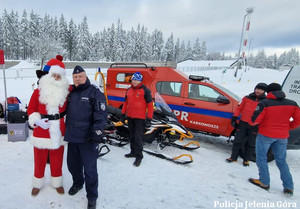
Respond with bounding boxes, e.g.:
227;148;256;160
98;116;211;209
101;102;106;111
95;130;102;135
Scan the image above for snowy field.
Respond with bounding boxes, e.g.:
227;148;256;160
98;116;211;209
0;61;299;209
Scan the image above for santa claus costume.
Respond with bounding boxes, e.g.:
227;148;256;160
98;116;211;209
27;55;70;196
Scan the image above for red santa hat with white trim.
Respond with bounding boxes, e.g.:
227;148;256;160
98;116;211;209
36;55;65;78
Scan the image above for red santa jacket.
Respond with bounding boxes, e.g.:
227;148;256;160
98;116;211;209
122;83;153;119
233;92;265;124
252;91;300;138
27;81;70;149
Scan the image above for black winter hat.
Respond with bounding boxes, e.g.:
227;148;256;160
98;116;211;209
73;65;85;74
255;82;267;91
36;70;48;79
267;83;282;93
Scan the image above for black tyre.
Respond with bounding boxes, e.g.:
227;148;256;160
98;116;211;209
250;147;274;162
287;127;300;149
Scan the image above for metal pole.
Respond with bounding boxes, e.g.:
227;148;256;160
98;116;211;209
247;38;253;57
235;12;248;78
238;7;254;59
246;38;253;71
1;64;8;122
238;13;247;58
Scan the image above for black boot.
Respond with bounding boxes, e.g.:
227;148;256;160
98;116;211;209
87;199;96;209
283;188;294;196
68;185;83;196
133;158;142;167
124;153;135;158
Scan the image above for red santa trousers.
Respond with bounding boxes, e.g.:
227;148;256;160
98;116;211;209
34;146;64;179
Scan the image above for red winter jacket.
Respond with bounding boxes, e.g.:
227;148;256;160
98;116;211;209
252;91;300;138
122;83;153;119
233;92;265;124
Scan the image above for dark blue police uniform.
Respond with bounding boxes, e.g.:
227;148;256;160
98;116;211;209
64;77;107;202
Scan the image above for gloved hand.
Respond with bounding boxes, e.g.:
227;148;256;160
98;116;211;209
120;114;126;124
35;118;51;130
99;135;106;144
145;117;152;128
231;116;238;128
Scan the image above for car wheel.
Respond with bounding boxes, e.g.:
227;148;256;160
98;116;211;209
250;148;274;162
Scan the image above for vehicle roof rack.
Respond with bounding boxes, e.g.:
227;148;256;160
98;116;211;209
110;63;148;68
189;75;210;81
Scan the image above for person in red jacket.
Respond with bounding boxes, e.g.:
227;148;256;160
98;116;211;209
249;83;300;196
121;72;153;167
27;55;70;196
226;82;267;166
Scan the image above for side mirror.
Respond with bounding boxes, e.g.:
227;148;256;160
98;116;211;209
216;95;230;104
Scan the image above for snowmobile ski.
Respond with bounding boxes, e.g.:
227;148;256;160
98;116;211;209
106;137;129;147
143;149;193;164
97;145;110;158
168;141;200;150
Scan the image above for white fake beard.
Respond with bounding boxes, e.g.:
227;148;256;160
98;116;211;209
38;74;69;113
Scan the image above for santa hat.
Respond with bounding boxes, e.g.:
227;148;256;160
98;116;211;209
36;55;65;78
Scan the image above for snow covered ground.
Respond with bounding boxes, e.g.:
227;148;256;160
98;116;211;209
0;61;299;209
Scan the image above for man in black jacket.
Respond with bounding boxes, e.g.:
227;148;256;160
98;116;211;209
64;65;107;209
226;83;267;166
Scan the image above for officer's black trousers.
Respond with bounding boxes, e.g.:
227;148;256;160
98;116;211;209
128;117;145;160
67;143;99;200
231;120;258;161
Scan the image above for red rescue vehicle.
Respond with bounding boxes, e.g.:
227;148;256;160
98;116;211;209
106;63;241;138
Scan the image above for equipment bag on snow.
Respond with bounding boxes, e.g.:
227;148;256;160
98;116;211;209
0;124;7;134
8;111;28;123
7;97;21;112
7;97;21;104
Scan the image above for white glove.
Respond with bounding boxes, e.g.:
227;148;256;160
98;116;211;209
35;118;51;130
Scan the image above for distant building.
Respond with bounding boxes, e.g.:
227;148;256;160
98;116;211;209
177;59;235;72
279;64;293;71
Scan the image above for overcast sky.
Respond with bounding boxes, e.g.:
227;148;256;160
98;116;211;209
1;0;300;56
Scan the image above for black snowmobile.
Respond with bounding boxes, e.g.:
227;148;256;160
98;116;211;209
101;93;200;164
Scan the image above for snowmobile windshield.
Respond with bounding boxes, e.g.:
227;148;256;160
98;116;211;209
154;93;178;120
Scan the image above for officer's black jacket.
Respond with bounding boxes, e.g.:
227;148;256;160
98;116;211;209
64;78;107;143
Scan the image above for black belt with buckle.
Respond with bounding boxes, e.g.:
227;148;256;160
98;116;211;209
41;111;66;120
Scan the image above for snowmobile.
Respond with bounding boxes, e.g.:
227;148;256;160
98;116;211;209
102;93;200;164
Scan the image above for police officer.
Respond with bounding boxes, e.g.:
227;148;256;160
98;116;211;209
64;65;107;209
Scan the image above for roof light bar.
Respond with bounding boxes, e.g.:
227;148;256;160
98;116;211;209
189;75;210;81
